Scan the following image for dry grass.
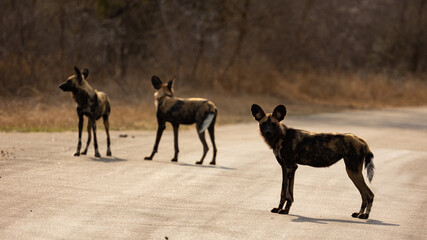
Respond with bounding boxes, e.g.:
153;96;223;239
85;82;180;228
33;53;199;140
0;72;426;132
0;98;157;132
281;72;427;107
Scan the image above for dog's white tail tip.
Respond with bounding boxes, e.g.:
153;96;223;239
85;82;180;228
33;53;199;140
199;113;215;133
366;161;375;182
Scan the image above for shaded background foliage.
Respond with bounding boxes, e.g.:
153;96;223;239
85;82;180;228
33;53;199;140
0;0;426;98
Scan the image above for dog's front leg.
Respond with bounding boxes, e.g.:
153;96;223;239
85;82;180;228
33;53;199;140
272;166;290;214
91;116;101;158
145;121;165;160
283;166;297;213
74;110;84;156
81;119;92;155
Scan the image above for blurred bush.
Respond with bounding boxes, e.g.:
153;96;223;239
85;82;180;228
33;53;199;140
0;0;426;99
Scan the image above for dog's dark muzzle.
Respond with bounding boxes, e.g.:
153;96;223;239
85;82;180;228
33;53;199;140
59;83;70;91
264;130;272;137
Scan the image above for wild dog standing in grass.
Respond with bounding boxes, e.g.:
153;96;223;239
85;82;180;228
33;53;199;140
59;66;111;158
145;75;217;165
251;104;375;219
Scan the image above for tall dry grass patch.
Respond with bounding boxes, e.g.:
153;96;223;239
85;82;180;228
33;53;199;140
1;71;426;132
281;72;427;107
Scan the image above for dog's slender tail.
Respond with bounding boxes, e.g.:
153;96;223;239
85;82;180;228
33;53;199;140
365;147;375;183
199;113;215;133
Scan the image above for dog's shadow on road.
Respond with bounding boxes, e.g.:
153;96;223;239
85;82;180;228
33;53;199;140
89;156;127;163
177;162;236;170
289;214;399;226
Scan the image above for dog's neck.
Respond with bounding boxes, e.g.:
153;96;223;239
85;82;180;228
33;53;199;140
72;82;96;107
155;93;169;110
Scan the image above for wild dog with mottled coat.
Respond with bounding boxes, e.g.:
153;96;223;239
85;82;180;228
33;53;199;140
59;66;111;158
145;75;217;165
251;104;375;219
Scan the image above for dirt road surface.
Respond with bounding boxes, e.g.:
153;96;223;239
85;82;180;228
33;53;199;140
1;107;426;239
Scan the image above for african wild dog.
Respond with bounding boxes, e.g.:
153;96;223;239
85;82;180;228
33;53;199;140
145;75;217;165
59;66;111;158
251;104;375;219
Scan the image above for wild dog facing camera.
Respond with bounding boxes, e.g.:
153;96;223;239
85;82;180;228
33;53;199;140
251;104;375;219
251;104;287;145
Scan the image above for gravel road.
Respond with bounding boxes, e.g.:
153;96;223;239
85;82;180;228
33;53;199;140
1;107;426;239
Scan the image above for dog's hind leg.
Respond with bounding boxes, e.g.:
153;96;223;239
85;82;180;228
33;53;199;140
103;115;111;156
359;186;374;219
207;119;217;165
91;117;101;158
74;110;84;156
346;166;373;219
81;119;92;155
195;129;209;165
364;186;374;218
171;123;179;162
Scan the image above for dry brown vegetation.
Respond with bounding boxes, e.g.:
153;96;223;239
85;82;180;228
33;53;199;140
0;0;426;131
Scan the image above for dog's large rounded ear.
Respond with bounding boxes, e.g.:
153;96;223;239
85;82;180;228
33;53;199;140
151;75;162;89
82;68;89;79
251;104;266;121
74;66;82;82
273;105;287;121
167;78;174;92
